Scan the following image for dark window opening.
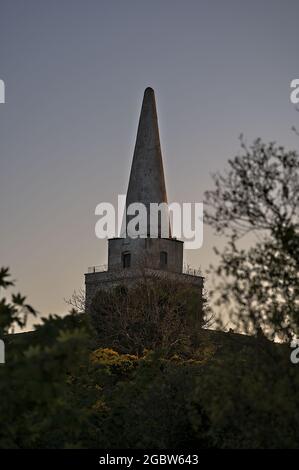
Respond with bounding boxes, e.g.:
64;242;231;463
160;251;168;267
122;252;131;268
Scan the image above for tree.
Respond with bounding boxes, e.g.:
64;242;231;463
0;267;36;336
204;137;299;340
65;287;86;313
89;272;205;357
1;267;299;449
0;268;96;448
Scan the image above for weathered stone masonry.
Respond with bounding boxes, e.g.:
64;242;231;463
85;87;204;307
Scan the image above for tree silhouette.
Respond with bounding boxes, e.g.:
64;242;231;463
205;137;299;340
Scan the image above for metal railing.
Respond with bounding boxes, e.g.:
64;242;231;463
87;264;108;273
183;264;202;277
87;263;201;276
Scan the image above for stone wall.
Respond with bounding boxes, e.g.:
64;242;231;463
85;266;203;310
108;237;184;273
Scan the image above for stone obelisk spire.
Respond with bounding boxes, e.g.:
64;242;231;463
85;87;203;309
125;87;169;236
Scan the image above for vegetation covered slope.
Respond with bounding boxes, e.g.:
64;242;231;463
2;270;298;449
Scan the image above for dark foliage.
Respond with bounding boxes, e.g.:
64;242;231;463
89;275;204;356
204;138;299;340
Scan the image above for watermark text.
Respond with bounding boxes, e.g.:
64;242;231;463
95;195;203;250
0;79;5;104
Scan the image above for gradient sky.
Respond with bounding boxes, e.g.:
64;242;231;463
1;0;299;326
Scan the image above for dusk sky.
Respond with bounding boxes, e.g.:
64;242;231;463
1;0;299;324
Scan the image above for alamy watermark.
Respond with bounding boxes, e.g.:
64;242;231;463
0;339;5;364
0;79;5;104
290;79;299;104
95;195;203;250
290;338;299;364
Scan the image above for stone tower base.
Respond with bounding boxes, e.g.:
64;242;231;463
85;267;203;311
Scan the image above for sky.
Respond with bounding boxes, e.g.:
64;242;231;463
1;0;299;325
